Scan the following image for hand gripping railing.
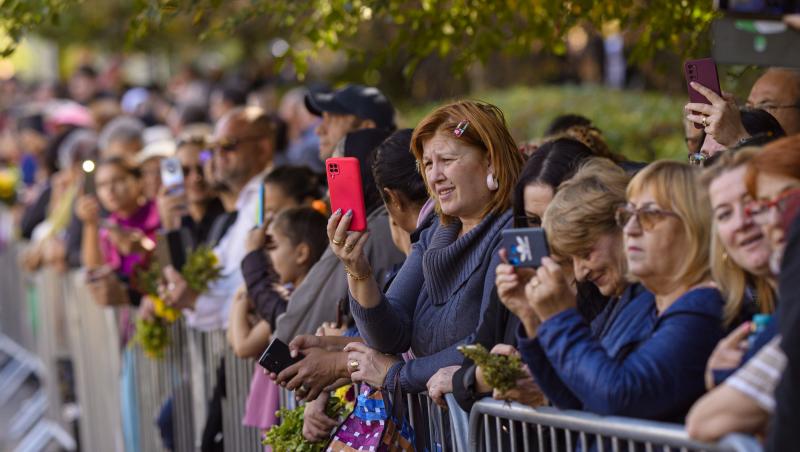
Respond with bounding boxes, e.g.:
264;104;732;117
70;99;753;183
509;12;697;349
468;398;764;452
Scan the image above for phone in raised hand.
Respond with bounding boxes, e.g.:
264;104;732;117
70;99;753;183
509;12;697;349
326;157;367;231
501;227;550;268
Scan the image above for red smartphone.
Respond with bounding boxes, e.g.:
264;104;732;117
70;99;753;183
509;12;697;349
326;157;367;231
684;58;722;129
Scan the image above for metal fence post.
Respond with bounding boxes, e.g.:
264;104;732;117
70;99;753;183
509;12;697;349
62;271;124;452
222;346;263;450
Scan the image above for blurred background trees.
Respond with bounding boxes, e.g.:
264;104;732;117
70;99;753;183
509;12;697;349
0;0;764;160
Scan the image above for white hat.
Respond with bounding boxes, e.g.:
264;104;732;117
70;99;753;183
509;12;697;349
135;139;176;165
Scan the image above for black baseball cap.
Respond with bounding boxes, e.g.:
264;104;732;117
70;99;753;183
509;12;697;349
305;84;396;131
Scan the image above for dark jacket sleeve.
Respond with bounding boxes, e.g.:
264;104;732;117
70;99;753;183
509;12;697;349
516;321;584;410
240;250;286;327
535;303;722;419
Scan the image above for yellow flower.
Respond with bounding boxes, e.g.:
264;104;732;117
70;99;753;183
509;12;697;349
152;296;181;322
334;384;356;411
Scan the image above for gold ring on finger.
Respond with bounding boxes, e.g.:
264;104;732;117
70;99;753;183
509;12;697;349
348;360;360;371
702;116;708;127
332;237;345;247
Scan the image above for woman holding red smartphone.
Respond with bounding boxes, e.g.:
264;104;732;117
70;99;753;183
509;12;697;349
327;100;524;395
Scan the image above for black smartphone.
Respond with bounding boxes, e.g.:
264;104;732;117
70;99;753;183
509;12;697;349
258;338;303;374
501;227;550;268
82;160;96;195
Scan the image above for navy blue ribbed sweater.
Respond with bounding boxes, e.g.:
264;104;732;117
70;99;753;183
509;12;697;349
350;210;511;393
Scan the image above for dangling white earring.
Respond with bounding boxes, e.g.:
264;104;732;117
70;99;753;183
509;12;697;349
486;173;499;191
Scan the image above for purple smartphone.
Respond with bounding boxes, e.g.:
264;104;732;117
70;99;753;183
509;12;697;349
684;58;722;129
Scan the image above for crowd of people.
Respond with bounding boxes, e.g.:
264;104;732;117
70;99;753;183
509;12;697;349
1;62;799;451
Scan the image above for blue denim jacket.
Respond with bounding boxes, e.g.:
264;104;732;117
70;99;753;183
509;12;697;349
518;286;725;422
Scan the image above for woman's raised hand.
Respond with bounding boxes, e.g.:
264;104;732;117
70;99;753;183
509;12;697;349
327;209;371;277
496;249;540;336
525;257;577;322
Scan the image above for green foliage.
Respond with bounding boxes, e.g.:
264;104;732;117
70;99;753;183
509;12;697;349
458;344;526;394
2;0;718;78
263;395;349;452
181;245;222;293
134;317;169;359
0;0;71;56
401;84;688;162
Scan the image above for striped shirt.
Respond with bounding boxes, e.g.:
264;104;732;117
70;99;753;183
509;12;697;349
726;336;787;413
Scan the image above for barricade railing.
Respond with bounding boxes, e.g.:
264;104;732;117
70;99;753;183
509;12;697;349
7;238;765;452
131;317;195;452
61;270;125;452
405;391;470;451
276;386;469;452
468;398;764;452
221;345;264;450
0;333;76;451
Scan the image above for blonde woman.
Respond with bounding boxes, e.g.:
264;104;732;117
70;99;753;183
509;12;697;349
701;149;777;390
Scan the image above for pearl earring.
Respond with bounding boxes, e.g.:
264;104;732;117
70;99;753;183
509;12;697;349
486;173;499;191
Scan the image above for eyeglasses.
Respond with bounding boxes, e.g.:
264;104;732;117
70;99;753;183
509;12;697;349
688;151;709;166
181;164;204;175
615;204;680;231
176;135;210;148
515;215;542;228
744;188;800;225
210;135;266;153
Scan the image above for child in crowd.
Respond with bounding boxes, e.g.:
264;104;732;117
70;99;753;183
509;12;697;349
227;206;328;437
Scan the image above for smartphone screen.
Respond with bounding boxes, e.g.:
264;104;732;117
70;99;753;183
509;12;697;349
256;183;265;227
160;157;185;195
502;227;550;268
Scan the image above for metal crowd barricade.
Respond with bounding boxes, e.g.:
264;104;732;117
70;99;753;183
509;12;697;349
62;270;125;452
169;319;197;452
131;317;195;452
222;346;264;450
279;386;298;412
0;333;76;451
468;398;764;452
0;242;32;349
29;268;71;428
405;392;469;451
185;328;228;447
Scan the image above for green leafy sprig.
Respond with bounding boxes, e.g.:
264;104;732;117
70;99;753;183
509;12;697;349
458;344;526;394
181;245;222;293
263;395;349;452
